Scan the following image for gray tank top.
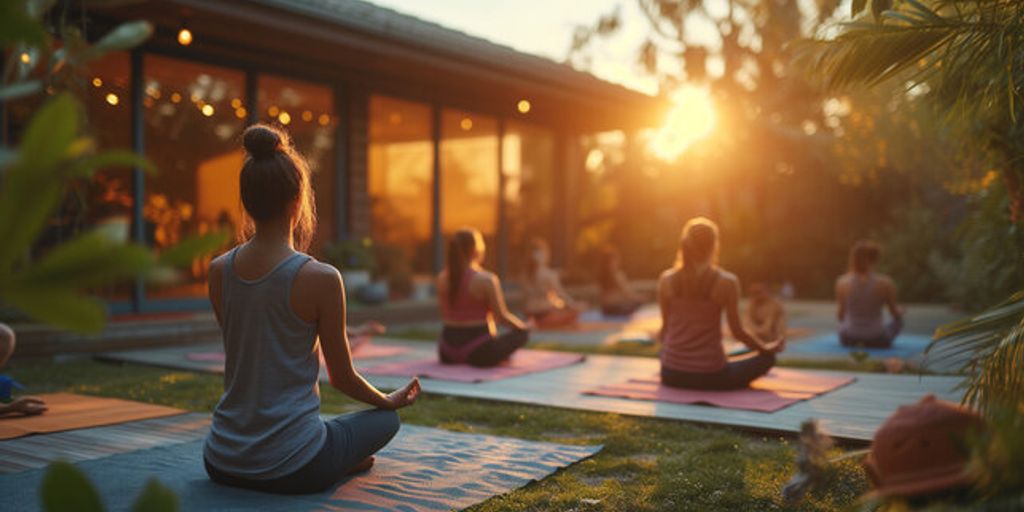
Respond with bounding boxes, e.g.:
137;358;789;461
203;246;326;479
840;273;886;339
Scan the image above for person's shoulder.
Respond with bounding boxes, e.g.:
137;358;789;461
296;258;342;290
658;267;678;282
836;273;851;285
715;268;739;284
875;273;897;289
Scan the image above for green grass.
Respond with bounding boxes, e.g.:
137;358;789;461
8;358;870;511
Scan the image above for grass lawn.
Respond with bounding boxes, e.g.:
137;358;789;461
8;358;870;511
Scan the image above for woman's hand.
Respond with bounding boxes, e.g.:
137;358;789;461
384;378;421;410
0;396;48;416
762;337;786;354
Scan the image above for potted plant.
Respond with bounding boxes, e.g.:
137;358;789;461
324;238;379;302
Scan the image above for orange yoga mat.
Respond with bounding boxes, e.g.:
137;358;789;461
0;393;186;440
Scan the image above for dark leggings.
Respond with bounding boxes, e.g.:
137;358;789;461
600;301;642;317
205;409;400;495
661;352;776;391
439;325;530;367
840;316;904;349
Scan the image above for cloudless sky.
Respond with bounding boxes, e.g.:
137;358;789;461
363;0;663;95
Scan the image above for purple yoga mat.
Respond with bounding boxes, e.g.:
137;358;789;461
584;368;855;412
185;343;412;364
361;349;586;383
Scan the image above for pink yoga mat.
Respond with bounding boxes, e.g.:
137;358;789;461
361;349;585;383
584;369;855;412
185;343;411;364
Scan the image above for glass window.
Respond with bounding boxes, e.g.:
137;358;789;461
441;108;498;266
368;95;434;273
257;75;336;252
503;121;555;275
4;52;134;302
142;55;246;299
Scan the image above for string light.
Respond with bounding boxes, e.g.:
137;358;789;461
318;114;330;126
92;77;103;87
177;27;193;46
278;111;291;125
460;117;473;131
170;92;182;103
517;99;531;114
201;104;214;116
235;107;247;119
301;110;313;122
231;98;242;109
267;105;280;117
19;52;30;64
105;93;119;106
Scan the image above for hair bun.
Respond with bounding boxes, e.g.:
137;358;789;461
243;124;282;159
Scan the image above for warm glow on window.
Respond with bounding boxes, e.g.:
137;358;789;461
92;77;103;87
650;85;716;162
517;99;531;114
201;104;214;116
318;113;331;126
105;93;119;106
177;28;193;46
170;92;182;103
278;111;291;125
460;117;473;131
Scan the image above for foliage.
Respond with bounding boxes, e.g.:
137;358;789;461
872;202;957;303
41;461;178;512
0;0;226;332
323;238;377;272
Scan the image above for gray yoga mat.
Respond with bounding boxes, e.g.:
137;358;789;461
0;424;600;511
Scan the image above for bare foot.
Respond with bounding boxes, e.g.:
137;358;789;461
347;456;375;475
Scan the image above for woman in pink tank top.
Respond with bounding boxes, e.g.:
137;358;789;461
657;217;785;390
436;228;530;367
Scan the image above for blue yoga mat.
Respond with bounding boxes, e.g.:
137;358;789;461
0;425;600;511
784;333;934;359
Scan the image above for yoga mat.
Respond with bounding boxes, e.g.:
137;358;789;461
0;393;186;440
0;424;601;512
362;349;585;383
784;333;933;359
186;343;411;364
584;368;856;413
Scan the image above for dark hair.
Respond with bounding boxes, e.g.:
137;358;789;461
849;239;882;273
526;238;550;283
239;124;316;251
672;217;720;298
596;246;620;292
447;228;483;306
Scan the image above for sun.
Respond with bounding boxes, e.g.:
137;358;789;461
649;86;716;162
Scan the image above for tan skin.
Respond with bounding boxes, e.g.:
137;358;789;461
0;323;47;417
658;263;785;355
436;243;529;333
208;214;420;411
835;267;903;322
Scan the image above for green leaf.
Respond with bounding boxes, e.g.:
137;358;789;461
157;231;230;267
69;150;155;178
40;461;103;512
2;287;107;334
82;21;153;61
131;478;179;512
0;3;47;46
0;80;42;101
0;175;63;274
11;231;153;289
18;93;80;173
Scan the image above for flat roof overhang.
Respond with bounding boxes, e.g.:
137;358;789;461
89;0;664;133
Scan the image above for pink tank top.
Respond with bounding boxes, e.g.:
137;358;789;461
660;271;727;373
440;269;491;323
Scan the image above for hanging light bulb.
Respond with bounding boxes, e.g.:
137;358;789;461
177;24;193;46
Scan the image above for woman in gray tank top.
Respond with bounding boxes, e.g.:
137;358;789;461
836;240;904;348
203;125;420;494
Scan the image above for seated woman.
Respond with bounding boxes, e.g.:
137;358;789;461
745;282;786;342
522;238;584;328
836;240;904;348
658;218;785;391
0;322;47;417
203;125;420;495
437;228;530;367
595;246;644;317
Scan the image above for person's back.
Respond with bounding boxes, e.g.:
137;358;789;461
836;240;903;348
204;246;324;479
660;268;727;373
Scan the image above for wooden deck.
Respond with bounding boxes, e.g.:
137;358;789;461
99;339;964;444
0;413;209;474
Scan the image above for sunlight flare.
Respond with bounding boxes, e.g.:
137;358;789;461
650;86;716;162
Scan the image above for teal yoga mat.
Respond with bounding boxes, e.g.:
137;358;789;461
0;425;600;511
784;333;933;359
